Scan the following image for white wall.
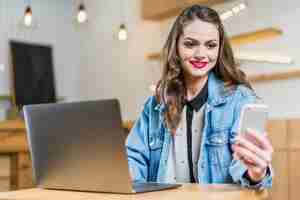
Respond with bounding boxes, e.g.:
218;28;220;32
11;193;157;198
77;0;164;120
0;0;80;101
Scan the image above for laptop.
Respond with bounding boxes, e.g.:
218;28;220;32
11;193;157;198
23;99;181;194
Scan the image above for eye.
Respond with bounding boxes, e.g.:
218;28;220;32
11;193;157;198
207;43;218;49
183;41;196;48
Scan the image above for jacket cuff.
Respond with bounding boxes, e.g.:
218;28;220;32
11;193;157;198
242;166;273;190
230;160;273;190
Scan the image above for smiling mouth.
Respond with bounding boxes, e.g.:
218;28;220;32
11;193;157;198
189;60;208;69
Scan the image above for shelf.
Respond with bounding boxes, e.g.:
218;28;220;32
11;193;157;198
249;69;300;83
230;28;282;46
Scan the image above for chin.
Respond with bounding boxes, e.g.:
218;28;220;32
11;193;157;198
193;72;209;78
189;68;211;78
183;63;215;79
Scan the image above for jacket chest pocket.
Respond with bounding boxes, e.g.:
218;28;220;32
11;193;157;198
149;125;164;150
149;116;165;150
210;107;234;131
205;129;233;183
148;129;164;182
149;137;163;150
205;129;232;167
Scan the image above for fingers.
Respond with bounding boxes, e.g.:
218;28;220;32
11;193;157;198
233;152;255;165
232;129;274;180
234;151;263;175
233;144;269;169
232;129;273;167
245;128;274;153
235;135;272;164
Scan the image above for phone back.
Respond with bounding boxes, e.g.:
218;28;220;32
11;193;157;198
238;104;268;135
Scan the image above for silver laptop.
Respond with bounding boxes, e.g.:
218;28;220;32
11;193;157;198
23;99;181;194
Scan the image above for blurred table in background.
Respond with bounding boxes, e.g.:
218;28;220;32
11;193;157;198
0;119;32;190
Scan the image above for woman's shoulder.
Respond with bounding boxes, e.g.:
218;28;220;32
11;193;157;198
143;95;158;107
142;95;162;113
234;84;256;99
228;84;259;108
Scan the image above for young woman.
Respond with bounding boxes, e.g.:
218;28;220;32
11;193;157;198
126;5;273;189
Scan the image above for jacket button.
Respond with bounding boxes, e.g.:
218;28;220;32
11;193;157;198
217;139;222;144
149;140;155;147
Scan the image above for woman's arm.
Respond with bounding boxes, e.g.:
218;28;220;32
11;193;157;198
232;128;273;182
228;87;274;189
125;98;152;182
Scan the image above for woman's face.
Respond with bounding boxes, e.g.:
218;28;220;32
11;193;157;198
177;19;220;80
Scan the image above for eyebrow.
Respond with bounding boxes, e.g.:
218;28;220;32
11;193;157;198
183;37;218;43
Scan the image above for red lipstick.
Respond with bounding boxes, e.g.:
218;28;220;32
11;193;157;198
189;60;208;69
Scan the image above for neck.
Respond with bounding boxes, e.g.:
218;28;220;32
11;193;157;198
184;75;208;101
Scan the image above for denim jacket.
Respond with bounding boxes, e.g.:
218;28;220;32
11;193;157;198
126;72;273;189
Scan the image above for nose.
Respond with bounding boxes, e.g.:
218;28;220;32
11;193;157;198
194;45;206;60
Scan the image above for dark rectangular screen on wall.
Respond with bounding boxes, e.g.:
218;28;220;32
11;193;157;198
10;40;57;109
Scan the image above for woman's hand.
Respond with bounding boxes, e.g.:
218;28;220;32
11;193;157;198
232;128;273;182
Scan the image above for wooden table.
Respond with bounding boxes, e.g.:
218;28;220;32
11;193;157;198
0;184;268;200
0;119;33;190
0;119;135;190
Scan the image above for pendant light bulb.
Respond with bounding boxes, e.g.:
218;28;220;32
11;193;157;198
118;24;127;41
24;5;33;27
77;3;87;23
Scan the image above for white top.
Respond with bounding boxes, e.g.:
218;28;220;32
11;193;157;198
164;104;206;183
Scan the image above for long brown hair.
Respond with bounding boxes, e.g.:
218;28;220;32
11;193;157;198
155;5;253;132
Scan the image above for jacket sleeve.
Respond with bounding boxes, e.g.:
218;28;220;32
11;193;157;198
125;97;152;182
229;86;274;190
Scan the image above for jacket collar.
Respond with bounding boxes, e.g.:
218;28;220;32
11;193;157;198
154;71;231;112
207;71;232;107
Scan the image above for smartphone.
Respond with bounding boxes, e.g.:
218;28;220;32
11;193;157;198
237;104;268;135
